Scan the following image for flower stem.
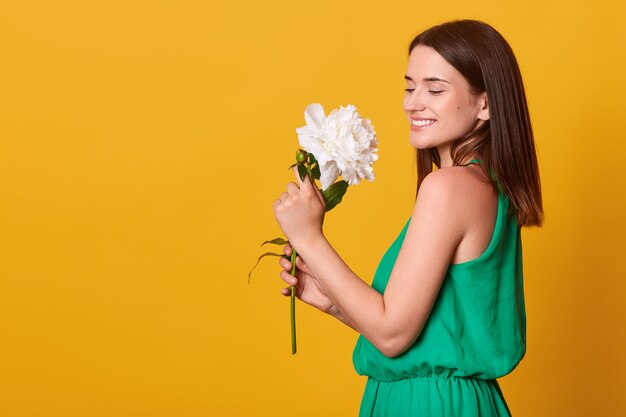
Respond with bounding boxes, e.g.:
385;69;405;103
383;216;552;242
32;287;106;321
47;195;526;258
290;247;297;354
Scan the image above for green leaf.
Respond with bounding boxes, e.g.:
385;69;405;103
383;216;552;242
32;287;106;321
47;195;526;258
248;252;290;283
308;153;317;165
261;237;289;246
322;180;349;211
311;163;320;180
297;164;307;182
288;162;298;170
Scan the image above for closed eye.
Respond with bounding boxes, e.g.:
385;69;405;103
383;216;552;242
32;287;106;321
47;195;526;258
404;88;444;95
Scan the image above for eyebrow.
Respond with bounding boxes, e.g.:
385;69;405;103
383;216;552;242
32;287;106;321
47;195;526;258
404;75;451;84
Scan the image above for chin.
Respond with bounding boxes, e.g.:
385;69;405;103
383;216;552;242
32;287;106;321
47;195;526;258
409;136;433;150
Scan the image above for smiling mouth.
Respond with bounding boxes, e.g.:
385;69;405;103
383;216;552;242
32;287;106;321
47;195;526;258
411;119;436;128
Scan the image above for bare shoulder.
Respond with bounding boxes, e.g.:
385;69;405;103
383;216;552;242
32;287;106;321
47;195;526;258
418;165;491;207
419;165;498;264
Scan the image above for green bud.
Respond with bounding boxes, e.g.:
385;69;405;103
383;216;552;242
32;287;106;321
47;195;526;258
295;149;308;164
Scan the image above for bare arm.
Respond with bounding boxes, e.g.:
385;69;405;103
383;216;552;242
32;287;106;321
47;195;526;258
327;305;358;330
278;245;358;331
276;170;464;357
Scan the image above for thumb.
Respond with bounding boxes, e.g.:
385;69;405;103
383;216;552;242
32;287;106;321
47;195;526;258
293;166;326;209
313;182;327;210
293;165;306;187
293;165;313;190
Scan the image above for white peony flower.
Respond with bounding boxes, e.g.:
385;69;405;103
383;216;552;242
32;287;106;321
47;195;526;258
296;103;378;190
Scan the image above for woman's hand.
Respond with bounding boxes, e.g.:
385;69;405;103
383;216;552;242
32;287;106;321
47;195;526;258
272;167;326;250
278;243;334;314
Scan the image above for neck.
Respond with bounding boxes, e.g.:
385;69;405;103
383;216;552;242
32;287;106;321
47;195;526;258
436;145;451;168
436;146;479;168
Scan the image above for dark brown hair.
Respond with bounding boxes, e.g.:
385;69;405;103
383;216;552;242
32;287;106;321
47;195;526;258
408;19;543;227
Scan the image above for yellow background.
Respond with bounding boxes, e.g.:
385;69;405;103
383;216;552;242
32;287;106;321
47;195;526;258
1;0;624;415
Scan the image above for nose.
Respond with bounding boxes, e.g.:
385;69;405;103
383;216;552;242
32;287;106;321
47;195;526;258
403;91;426;113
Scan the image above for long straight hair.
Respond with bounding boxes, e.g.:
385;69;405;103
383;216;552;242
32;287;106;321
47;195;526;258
408;20;543;227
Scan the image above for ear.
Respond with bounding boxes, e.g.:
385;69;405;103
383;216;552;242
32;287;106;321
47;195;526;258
477;92;489;121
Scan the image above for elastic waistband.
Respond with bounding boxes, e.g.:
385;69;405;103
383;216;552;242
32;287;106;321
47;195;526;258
367;374;493;383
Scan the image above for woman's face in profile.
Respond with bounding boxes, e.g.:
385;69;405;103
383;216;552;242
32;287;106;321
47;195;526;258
402;45;488;153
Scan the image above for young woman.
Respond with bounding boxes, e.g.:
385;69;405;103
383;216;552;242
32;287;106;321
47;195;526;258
272;19;543;416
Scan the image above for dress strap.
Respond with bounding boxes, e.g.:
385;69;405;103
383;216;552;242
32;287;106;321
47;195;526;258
462;158;482;166
462;158;502;192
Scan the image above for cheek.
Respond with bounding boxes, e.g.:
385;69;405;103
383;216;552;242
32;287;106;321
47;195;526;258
452;98;473;117
402;95;411;109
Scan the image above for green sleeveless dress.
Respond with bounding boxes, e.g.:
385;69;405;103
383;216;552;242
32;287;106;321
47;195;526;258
352;159;525;416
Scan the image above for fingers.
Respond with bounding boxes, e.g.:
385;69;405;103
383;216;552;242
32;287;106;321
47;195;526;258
281;286;298;297
280;269;297;286
277;176;304;208
279;256;292;271
278;247;302;297
286;182;299;194
273;192;289;211
295;256;310;274
279;252;310;275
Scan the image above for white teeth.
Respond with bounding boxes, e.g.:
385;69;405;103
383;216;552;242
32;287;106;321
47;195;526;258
412;119;436;127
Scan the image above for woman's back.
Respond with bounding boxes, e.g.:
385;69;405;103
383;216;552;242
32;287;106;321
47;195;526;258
440;161;499;265
352;159;525;416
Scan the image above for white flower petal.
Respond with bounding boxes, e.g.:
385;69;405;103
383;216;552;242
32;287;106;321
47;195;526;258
297;133;327;161
303;103;327;130
319;162;340;190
